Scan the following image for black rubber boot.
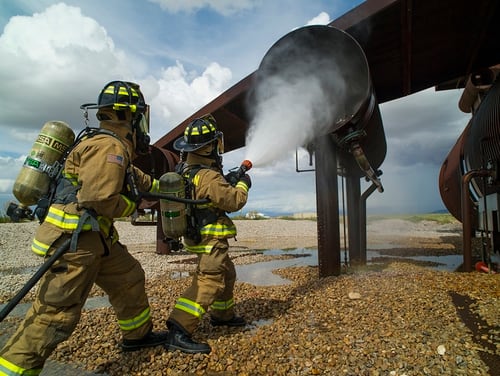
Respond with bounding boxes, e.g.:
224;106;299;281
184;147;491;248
165;322;211;354
121;331;169;352
210;315;246;327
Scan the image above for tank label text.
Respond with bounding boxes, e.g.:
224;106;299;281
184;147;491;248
36;133;70;153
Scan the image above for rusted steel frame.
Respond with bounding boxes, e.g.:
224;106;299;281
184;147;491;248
462;0;498;83
461;169;491;271
153;74;254;151
315;136;341;277
132;146;180;254
329;0;399;30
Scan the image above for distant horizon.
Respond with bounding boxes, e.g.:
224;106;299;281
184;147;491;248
1;192;451;219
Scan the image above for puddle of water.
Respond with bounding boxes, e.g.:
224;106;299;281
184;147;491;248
235;247;468;286
246;318;274;332
1;249;482;319
236;248;317;286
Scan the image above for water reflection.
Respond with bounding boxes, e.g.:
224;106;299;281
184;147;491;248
235;248;466;286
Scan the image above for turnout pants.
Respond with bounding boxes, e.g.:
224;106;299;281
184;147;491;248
0;231;152;373
169;240;236;334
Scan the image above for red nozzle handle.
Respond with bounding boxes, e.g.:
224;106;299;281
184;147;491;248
241;159;252;172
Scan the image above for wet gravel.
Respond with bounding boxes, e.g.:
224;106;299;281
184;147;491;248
0;219;499;375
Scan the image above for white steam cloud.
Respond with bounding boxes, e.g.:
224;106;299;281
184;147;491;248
244;25;370;169
245;74;343;167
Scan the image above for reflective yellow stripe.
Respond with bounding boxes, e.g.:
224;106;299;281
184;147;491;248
211;298;234;311
235;181;249;192
185;243;214;254
45;207;114;235
118;307;151;331
0;356;42;375
200;223;236;237
45;207;92;231
120;194;136;217
175;297;206;319
31;238;50;256
192;174;200;186
149;179;160;193
62;171;79;185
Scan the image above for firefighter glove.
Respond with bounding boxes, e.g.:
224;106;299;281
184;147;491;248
224;171;239;186
239;174;252;189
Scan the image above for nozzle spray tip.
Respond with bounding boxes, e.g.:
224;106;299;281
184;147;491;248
242;160;253;171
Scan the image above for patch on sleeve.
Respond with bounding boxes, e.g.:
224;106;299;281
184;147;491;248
107;154;124;166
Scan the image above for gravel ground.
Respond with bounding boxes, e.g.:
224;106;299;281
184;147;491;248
0;218;499;375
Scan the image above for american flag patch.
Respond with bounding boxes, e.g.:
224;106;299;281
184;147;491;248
107;154;124;166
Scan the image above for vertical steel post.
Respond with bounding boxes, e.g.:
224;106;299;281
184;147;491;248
461;169;491;271
315;136;341;277
346;176;361;264
359;183;378;264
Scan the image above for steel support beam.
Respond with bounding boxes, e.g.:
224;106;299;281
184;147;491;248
346;176;362;264
315;136;341;277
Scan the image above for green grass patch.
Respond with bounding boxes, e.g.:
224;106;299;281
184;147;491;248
367;213;458;225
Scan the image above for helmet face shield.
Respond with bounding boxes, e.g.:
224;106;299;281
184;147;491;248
216;132;224;154
138;104;150;134
133;105;151;155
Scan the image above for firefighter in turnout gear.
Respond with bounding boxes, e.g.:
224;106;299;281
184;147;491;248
0;81;167;375
165;115;251;354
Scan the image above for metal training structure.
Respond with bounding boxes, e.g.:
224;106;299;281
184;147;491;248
134;0;500;276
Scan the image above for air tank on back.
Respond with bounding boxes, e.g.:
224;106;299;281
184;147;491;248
9;120;75;221
248;25;386;182
159;172;187;239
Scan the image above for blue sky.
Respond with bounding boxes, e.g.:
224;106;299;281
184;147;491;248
0;0;471;215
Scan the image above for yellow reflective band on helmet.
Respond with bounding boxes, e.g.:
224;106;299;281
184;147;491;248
235;181;249;192
118;307;151;331
199;223;237;237
0;356;42;375
185;243;214;254
119;194;136;218
210;298;235;311
45;207;93;231
31;238;51;257
113;103;137;113
175;297;206;319
104;84;140;113
185;122;216;137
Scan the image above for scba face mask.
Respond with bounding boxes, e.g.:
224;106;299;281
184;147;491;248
133;108;151;155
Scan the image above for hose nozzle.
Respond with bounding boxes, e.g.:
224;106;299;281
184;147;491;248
241;159;252;172
226;160;253;186
235;160;252;180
